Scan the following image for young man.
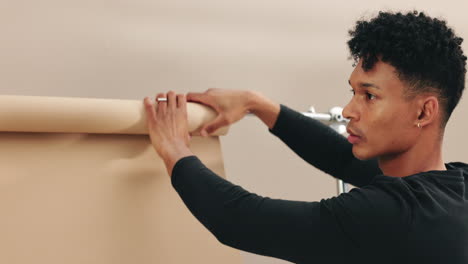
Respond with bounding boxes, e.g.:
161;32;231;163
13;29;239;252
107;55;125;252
143;11;468;263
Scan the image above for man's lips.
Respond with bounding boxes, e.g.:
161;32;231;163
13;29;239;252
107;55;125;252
347;134;361;144
346;127;362;144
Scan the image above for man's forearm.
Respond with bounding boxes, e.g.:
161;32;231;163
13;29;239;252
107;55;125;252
246;91;281;130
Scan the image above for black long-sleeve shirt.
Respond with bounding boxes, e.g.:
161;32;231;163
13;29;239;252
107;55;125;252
171;104;468;263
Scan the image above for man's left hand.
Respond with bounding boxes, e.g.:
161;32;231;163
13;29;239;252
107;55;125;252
144;91;194;176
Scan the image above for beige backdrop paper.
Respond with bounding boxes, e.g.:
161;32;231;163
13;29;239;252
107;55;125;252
0;96;240;264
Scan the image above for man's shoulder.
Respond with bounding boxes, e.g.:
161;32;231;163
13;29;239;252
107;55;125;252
319;184;411;249
447;161;468;173
320;183;409;220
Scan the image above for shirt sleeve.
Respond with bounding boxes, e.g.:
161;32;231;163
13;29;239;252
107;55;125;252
269;104;381;187
171;156;408;263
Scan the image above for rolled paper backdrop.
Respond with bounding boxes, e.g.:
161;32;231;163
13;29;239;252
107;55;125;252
0;95;229;135
0;96;240;264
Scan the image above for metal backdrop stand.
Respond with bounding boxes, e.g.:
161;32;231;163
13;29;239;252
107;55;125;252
303;106;350;194
247;105;350;194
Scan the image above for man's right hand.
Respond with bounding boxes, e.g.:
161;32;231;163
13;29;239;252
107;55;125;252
187;88;254;136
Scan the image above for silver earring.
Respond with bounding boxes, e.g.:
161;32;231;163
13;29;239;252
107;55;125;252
417;123;421;128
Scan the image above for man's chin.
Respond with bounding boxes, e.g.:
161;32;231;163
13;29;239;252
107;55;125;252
352;146;376;161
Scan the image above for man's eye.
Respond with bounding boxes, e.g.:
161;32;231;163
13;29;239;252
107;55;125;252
349;89;376;100
367;92;376;100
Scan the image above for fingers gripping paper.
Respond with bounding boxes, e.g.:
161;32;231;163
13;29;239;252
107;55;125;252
0;95;240;264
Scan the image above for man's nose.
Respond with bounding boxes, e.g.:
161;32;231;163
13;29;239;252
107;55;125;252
342;100;358;121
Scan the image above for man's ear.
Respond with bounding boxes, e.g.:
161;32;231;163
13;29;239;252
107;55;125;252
416;95;439;128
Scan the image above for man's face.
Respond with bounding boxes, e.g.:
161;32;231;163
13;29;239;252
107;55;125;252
343;60;420;160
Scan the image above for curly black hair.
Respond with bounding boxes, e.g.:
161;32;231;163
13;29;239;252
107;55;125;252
347;11;466;127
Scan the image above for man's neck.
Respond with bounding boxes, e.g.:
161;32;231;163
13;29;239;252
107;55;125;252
378;134;446;178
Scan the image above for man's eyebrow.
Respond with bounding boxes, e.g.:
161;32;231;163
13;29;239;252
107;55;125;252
348;80;380;90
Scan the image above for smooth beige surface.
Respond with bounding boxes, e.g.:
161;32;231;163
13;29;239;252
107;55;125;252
0;95;228;135
0;133;240;264
0;96;239;263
